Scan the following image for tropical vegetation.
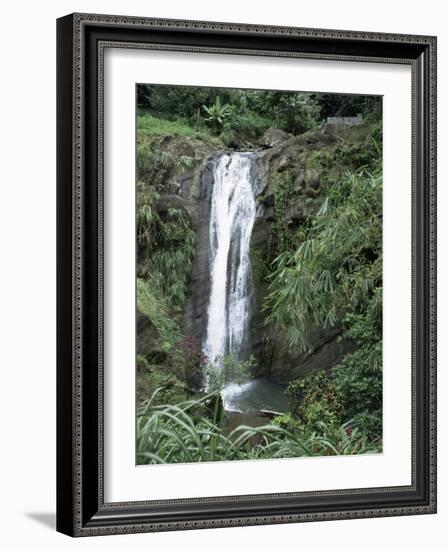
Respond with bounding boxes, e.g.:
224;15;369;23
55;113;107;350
135;84;383;463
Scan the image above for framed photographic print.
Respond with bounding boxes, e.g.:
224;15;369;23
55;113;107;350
56;13;437;536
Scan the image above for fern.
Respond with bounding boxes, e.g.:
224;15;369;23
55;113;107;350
176;155;196;173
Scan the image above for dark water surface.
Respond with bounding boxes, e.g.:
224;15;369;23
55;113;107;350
221;377;289;414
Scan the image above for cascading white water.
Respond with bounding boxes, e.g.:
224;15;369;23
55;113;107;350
203;153;257;379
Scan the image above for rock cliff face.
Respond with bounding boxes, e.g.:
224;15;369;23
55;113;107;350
136;135;223;363
246;124;369;382
137;123;370;383
181;156;218;343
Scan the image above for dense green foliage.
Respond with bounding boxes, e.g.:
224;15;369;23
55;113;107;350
265;167;382;351
136;199;196;345
136;117;201;402
137;391;379;464
137;84;381;142
317;94;382;120
264;165;382;445
135;83;383;460
269;170;297;254
136;355;186;408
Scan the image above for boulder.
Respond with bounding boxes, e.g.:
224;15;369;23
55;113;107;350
260;326;356;383
259;127;292;148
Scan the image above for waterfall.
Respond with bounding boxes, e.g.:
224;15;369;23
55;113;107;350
203;152;257;379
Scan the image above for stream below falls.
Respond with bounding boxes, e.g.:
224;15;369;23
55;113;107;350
221;378;289;415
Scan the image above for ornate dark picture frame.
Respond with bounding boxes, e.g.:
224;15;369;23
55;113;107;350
57;13;437;537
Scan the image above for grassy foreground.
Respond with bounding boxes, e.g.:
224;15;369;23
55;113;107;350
137;391;381;465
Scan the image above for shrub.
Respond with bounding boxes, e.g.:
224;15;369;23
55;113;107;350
136;361;186;408
286;370;344;432
136;393;380;465
264;166;382;353
223;111;272;141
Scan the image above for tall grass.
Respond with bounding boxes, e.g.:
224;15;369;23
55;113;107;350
264;167;382;353
137;111;222;144
136;391;380;465
136;278;180;351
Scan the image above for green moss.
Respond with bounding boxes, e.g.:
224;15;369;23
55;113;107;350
269;170;298;256
250;246;270;285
